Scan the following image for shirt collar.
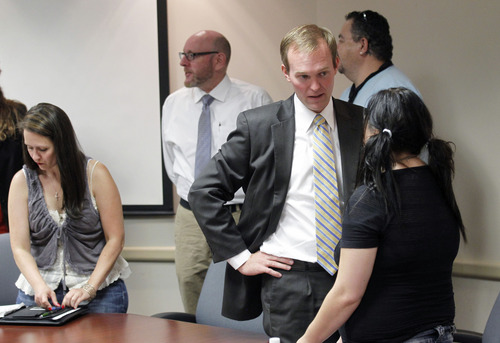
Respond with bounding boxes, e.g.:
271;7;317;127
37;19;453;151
294;94;335;133
193;75;231;103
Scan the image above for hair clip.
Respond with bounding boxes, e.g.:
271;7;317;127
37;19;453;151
382;128;392;138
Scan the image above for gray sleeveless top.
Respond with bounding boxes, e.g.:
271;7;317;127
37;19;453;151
24;162;105;274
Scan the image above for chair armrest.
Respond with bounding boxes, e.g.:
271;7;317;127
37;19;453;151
151;312;196;323
453;329;482;343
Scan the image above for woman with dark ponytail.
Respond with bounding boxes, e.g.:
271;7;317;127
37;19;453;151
299;88;465;343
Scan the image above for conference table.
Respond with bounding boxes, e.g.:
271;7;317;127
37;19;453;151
0;313;269;343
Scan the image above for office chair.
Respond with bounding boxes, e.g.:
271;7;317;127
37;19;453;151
152;261;265;334
0;233;20;305
454;290;500;343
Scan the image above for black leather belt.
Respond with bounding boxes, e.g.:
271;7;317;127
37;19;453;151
289;259;326;272
179;198;242;213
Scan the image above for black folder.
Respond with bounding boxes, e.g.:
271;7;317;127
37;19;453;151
0;305;88;326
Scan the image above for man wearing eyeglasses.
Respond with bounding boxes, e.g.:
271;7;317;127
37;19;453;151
161;30;272;315
337;10;421;107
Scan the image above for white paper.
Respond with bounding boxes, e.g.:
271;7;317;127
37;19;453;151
0;303;25;318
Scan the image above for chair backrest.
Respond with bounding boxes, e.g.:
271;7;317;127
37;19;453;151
195;261;265;334
0;233;20;305
483;290;500;343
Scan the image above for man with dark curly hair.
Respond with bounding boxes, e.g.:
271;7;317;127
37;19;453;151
337;10;421;106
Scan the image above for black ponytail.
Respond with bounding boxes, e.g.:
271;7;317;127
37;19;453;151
427;138;466;240
361;124;400;215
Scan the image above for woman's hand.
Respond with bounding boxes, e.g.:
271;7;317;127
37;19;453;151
62;287;92;309
33;284;59;309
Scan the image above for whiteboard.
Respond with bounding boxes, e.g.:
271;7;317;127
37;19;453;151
0;0;172;214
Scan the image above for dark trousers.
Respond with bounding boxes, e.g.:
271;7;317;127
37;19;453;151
261;261;339;343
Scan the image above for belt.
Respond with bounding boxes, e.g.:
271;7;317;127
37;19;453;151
289;259;326;272
179;198;242;213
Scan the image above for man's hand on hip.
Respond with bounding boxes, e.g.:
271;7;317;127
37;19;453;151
238;251;294;278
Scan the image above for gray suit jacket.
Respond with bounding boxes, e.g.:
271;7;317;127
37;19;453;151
189;95;364;320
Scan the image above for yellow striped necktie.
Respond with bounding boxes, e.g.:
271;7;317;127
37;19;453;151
312;114;341;275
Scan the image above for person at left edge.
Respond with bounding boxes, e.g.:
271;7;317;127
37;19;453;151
0;67;27;233
8;103;131;312
162;30;272;314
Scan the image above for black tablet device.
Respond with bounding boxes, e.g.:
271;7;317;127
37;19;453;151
0;305;88;326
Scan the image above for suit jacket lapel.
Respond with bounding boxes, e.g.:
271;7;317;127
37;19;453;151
333;98;364;210
268;96;295;234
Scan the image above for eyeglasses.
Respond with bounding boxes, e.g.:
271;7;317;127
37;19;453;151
178;51;218;61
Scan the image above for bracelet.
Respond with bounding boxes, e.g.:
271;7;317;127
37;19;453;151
82;283;97;299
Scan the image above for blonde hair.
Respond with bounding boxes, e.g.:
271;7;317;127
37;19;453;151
280;24;337;72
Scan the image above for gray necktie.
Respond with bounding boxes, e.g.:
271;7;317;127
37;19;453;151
194;94;215;178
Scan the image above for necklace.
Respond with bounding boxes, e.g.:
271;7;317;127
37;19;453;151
39;173;62;208
52;184;62;202
396;154;418;163
394;154;421;170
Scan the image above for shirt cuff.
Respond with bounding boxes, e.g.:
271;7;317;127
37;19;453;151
227;249;252;270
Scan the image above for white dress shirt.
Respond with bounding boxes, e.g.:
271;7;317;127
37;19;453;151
229;95;342;269
340;65;421;107
162;75;272;203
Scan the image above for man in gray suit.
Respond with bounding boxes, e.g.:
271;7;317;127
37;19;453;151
189;24;364;343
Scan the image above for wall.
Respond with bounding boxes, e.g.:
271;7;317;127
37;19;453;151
124;216;183;315
166;0;318;102
321;0;500;268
